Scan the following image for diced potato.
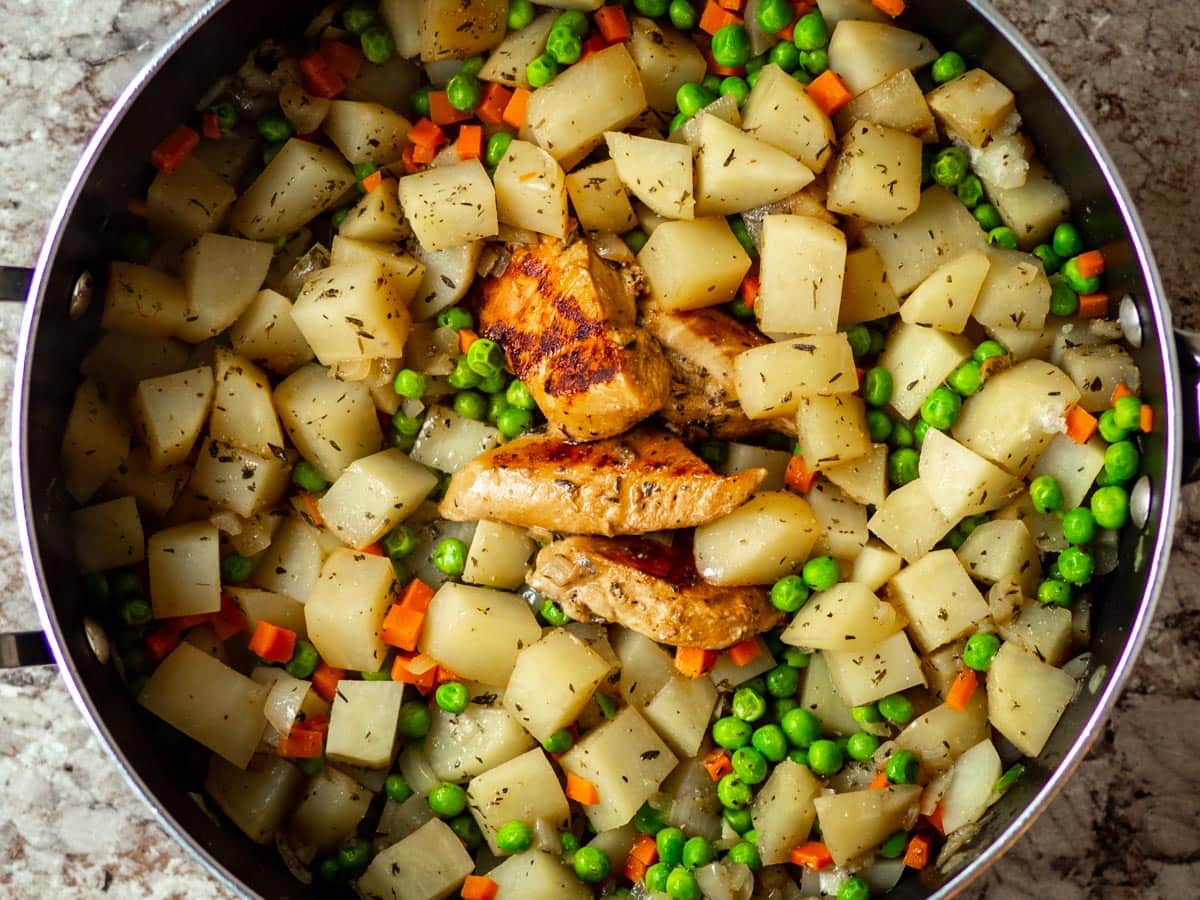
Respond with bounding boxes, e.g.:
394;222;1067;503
560;706;678;831
178;233;274;343
980;160;1070;249
849;540;903;593
721;443;792;492
210;349;283;457
426;690;536;781
1060;343;1142;413
808;480;868;560
322;100;410;165
230;289;314;374
827;21;937;95
337;182;409;244
923;641;967;700
102;262;189;339
146;156;237;241
952;360;1081;476
326;680;404;769
994;492;1068;553
824;631;926;706
782;583;904;651
359;818;474;900
80;331;191;401
316;449;437;549
139;642;267;768
71;496;144;574
816;0;887;24
460;520;535;590
988;321;1057;363
839;246;901;326
879;321;972;419
940;739;1003;834
694;491;820;585
605;131;694;220
147;521;221;618
398;160;499;251
190;133;258;184
900;251;991;333
927;69;1017;149
741;64;836;171
330;237;425;304
409;405;501;474
867;478;954;562
834;68;936;141
420;583;542;686
287;766;373;854
694;115;814;216
888;549;989;652
205;754;305;845
419;0;506;60
861;186;988;295
987;642;1076;756
278;82;331;135
565;159;637;233
103;448;186;520
410;242;481;320
958;519;1041;594
643;673;719;757
814;785;922;865
709;637;777;690
827;120;922;224
133;366;214;471
670;94;741;149
1001;602;1073;667
188;439;290;518
379;0;421;58
488;850;590;899
971;248;1051;332
1029;434;1105;509
525;45;648;169
733;336;857;420
798;651;860;736
230;139;355;239
275;364;383;480
228;587;308;640
61;379;131;504
796;394;871;471
823;443;887;508
637;217;750;310
752;761;821;865
494;139;570;238
478;11;556;88
304;548;398;671
918;429;1020;522
505;629;611;742
628;16;706;111
894;693;989;771
468;749;571;854
249;517;326;602
613;629;675;707
758;215;846;335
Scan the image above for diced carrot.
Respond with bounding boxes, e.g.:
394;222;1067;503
145;628;181;662
1140;403;1154;433
400;143;422;174
699;0;743;34
595;5;632;42
1077;292;1109;318
718;0;745;10
806;70;854;115
399;578;435;614
359;541;384;556
320;40;364;81
300;714;330;735
412;141;437;165
1075;249;1105;280
1111;382;1135;404
503;88;531;129
565;772;600;805
739;275;759;309
201;113;222;140
460;875;499;900
674;645;718;678
475;82;513;125
623;855;650;883
868;770;890;790
300;52;346;99
706;52;744;78
945;667;978;712
790;841;833;870
871;0;906;16
581;33;609;60
408;117;447;149
785;455;819;493
299;491;325;527
728;638;762;667
249;621;298;663
779;21;795;42
127;199;148;217
622;834;658;881
429;90;473;126
360;169;385;194
1064;405;1098;444
276;726;324;759
150;125;200;175
459;329;479;353
312;661;347;702
391;654;438;692
903;834;931;869
702;748;733;781
381;604;426;651
435;666;460;685
457;124;484;160
927;802;946;835
209;593;248;640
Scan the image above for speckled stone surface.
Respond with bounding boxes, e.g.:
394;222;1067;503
0;1;1196;897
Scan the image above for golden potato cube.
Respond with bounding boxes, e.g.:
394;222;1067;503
867;478;954;562
494;139;570;238
813;785;921;866
304;548;398;672
694;114;814;216
888;549;990;652
133;365;214;471
824;631;926;706
291;259;412;365
504;628;612;742
826;120;922;225
958;519;1042;595
72;496;145;574
489;850;591;899
326;680;405;769
322;100;411;165
336;179;410;243
230;139;355;240
637;217;750;310
839;246;901;326
605;131;694;220
148;521;222;618
565;159;637;234
188;439;291;518
986;642;1075;756
733;335;858;420
359;819;474;899
229;289;315;374
971;248;1051;332
824;443;888;508
781;582;904;652
211;348;284;456
317;449;438;549
274;364;383;480
61;378;131;504
694;491;821;586
178;233;274;342
146;155;237;241
827;20;937;94
102;262;190;339
643;673;719;758
478;11;557;89
742;63;837;172
758;214;846;335
879;321;972;419
419;0;507;61
628;15;707;112
462;520;537;590
205;754;306;845
797;394;871;472
419;583;542;686
980;160;1070;249
917;428;1020;522
927;68;1017;149
834;68;937;142
288;767;373;852
469;750;571;856
398;159;499;251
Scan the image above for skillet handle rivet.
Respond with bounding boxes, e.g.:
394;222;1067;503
1118;295;1143;349
83;616;110;665
69;270;95;321
1130;475;1151;530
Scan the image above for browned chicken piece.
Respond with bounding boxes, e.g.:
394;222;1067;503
528;535;783;649
643;305;775;442
439;427;765;536
478;239;672;441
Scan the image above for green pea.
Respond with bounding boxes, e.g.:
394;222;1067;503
807;739;844;776
283;640;319;679
947;359;983;397
496;819;534;853
887;448;919;487
342;3;377;34
666;867;701;900
465;337;504;378
852;703;882;725
526;53;559;87
797;48;829;75
676;82;712;118
1037;578;1072;607
428;782;468;818
447;813;482;849
500;378;535;412
732;686;767;722
973;339;1008;363
974;203;1002;231
862;366;893;407
701;73;724;95
956;173;984;209
995;762;1025;793
1052;223;1084;259
438;305;475;331
391;368;426;400
352;161;379;184
635;0;670;15
751;724;788;762
837;876;871;900
632;801;665;836
485;131;514;168
384;773;413;803
931;50;967;84
380;526;416;561
877;693;915;725
846;731;881;762
554;9;588;35
988;226;1020;250
921;386;962;430
360;25;395;64
211;101;236;132
1096;410;1126;445
787;747;808;765
682;835;715;869
717;773;753;809
507;0;535;29
573;846;611;883
1057;546;1095;586
219;553;252;584
81;572;112;612
1033;243;1063;274
540;599;570;626
756;0;793;33
432;537;467;576
843;324;871;358
644;862;672;892
657;827;686;866
765;664;800;699
1062;507;1097;545
452;390;486;421
963;632;1002;671
546;29;583;66
1113;395;1144;432
726;839;761;870
731;746;769;784
292;460;330;492
866;409;893;443
792;10;828;50
1062;255;1101;294
720;76;750;106
257;111;292;144
913;418;933;448
1028;474;1064;514
396;701;431;740
410;87;432;118
594;691;618;720
886;749;920;784
769;575;810;613
669;0;698;29
769;39;801;72
534;729;572;757
337;837;372;871
561;832;581;853
780;707;822;748
435;681;469;713
496;406;533;439
801;556;839;592
118;597;153;627
711;24;752;67
932;147;969;188
782;648;810;669
888;421;914;450
1103;440;1139;483
392;412;423;441
623;228;649;254
447;358;480;391
1092;483;1130;529
727;215;757;259
1049;277;1079;317
878;830;909;859
724;807;753;834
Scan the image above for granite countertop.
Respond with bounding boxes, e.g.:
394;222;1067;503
0;1;1196;897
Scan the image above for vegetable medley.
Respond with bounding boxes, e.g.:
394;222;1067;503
63;0;1151;897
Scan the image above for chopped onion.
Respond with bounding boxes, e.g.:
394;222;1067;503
376;793;435;848
229;511;281;557
862;858;907;893
589;232;635;264
398;742;441;795
1061;652;1092;682
819;866;851;896
252;667;310;736
533;817;561;854
278;243;330;299
696;861;754;900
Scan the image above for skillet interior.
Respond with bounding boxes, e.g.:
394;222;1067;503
14;0;1178;896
